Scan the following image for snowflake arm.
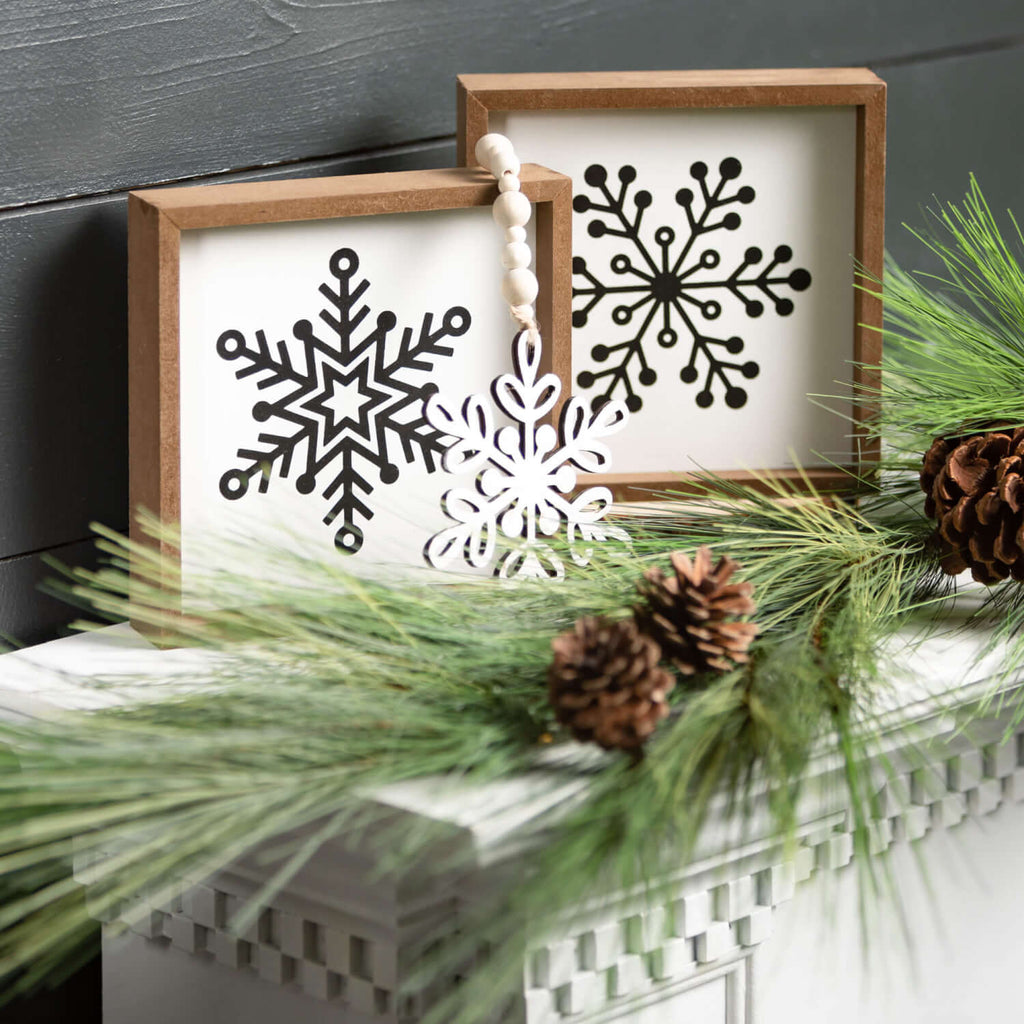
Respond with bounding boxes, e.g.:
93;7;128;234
319;444;376;553
372;308;470;473
215;326;319;498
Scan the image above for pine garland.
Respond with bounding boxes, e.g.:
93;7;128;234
0;496;936;1014
3;178;1024;1017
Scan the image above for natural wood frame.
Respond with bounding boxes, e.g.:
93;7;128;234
128;165;573;570
457;69;886;500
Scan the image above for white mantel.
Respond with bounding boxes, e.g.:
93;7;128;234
3;615;1023;1023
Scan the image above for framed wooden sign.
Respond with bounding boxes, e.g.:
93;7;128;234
458;69;886;498
128;166;571;581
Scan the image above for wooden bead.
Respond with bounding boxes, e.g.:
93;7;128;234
492;191;532;229
505;226;527;244
501;268;539;306
501;241;532;270
497;173;521;193
489;151;521;179
475;132;514;169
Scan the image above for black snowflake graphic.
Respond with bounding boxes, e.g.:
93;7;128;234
572;158;812;412
216;246;470;554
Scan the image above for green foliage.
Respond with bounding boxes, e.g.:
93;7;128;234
8;176;1024;1015
0;488;941;1016
863;177;1024;705
866;175;1024;453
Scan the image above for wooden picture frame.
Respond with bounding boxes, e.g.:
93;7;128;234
128;165;572;578
458;69;885;499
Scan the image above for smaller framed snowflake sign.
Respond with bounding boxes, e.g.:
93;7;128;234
128;166;571;581
458;69;886;498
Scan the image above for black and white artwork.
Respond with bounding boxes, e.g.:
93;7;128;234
572;158;811;413
177;209;515;577
487;107;857;477
215;246;470;556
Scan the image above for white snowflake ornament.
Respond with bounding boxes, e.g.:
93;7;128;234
424;329;629;578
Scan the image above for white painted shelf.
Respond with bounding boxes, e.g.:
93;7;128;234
3;612;1022;1023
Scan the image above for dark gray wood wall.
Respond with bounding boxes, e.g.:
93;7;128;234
3;2;1023;647
1;3;1023;1017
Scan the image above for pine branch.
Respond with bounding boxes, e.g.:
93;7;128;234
863;176;1024;452
0;464;987;1013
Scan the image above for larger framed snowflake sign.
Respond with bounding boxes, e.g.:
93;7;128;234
128;166;571;583
458;69;886;498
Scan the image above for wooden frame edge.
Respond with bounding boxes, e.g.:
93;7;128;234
852;83;886;474
127;165;573;619
128;195;182;564
131;166;568;229
456;69;885;124
534;173;573;394
581;467;867;503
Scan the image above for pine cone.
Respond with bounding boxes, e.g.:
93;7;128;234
920;427;1024;584
634;547;758;676
548;616;675;752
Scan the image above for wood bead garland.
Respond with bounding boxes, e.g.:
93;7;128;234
479;133;522;183
477;133;541;337
501;268;539;307
475;132;519;178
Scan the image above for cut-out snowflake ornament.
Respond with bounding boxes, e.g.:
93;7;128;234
572;158;812;412
424;330;629;579
216;246;470;554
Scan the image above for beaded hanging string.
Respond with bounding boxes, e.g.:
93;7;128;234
475;132;544;350
422;134;630;579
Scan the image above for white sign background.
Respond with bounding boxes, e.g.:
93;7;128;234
178;207;525;580
491;107;857;474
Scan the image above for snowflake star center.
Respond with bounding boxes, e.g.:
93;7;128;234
320;370;370;423
301;360;387;444
650;271;684;304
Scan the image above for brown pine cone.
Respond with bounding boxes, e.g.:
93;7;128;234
920;427;1024;584
548;616;675;752
634;547;758;676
